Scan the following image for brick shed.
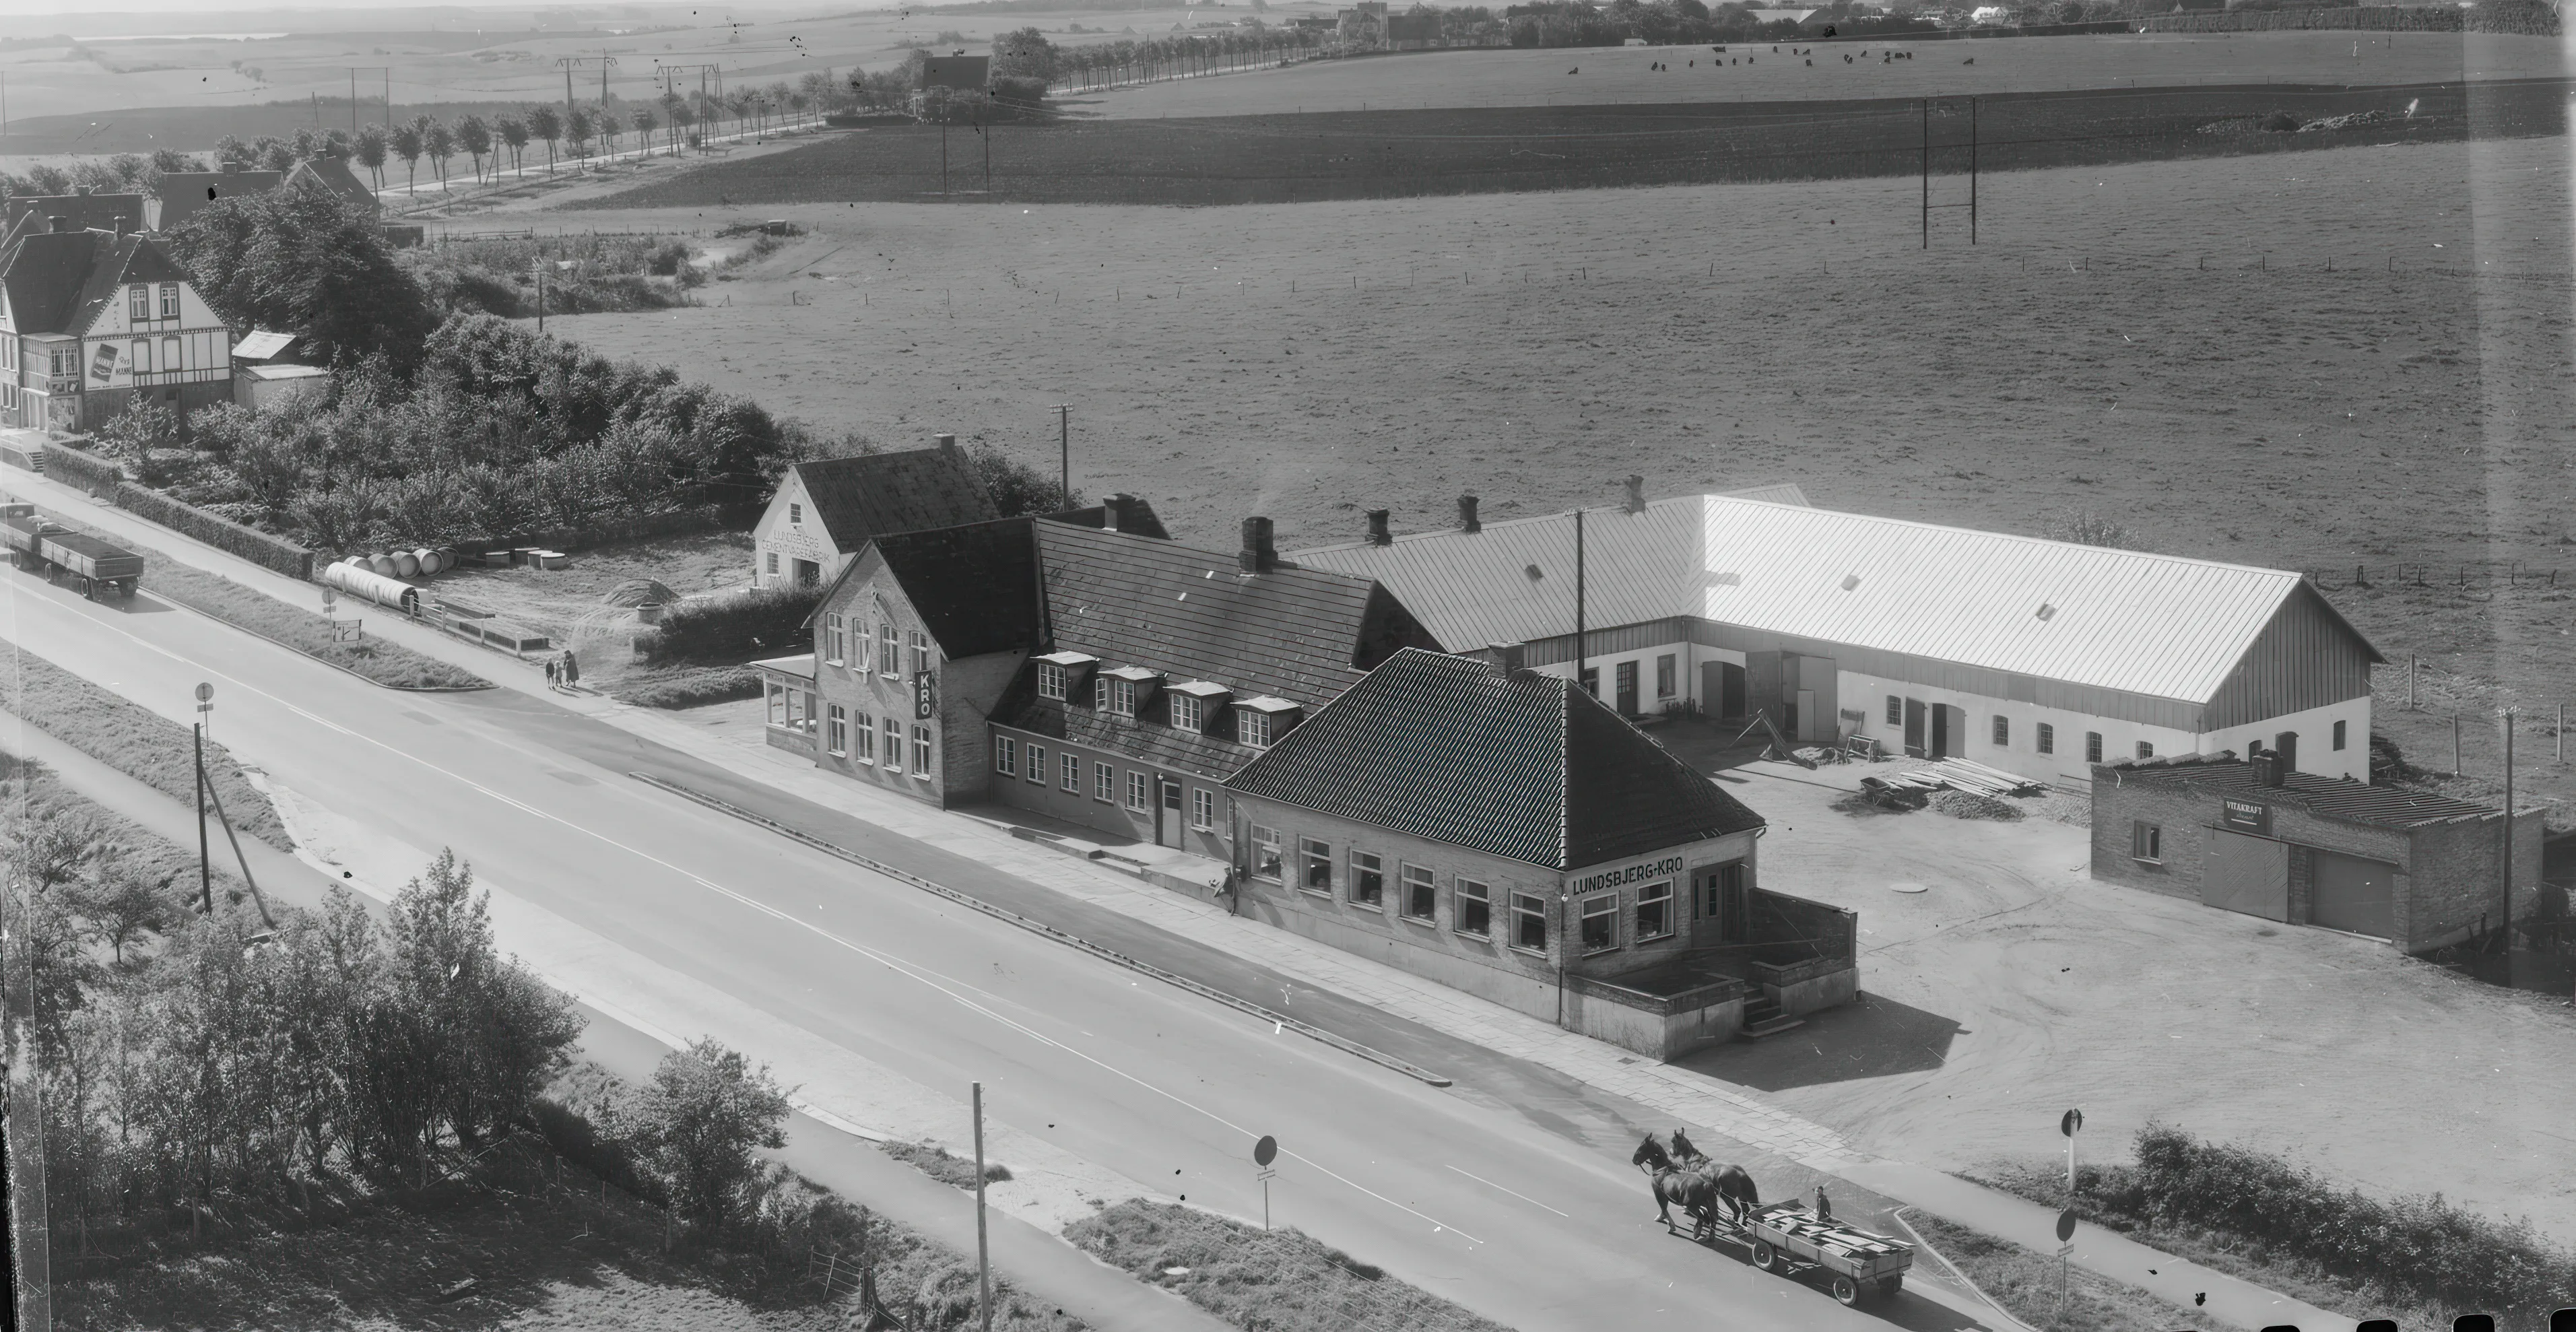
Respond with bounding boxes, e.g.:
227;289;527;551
2090;751;2544;954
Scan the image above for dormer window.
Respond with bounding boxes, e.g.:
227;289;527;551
1034;651;1098;702
1098;665;1162;718
1166;681;1231;733
1234;696;1302;749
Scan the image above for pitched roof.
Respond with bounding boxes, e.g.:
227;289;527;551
2099;756;2511;830
156;169;284;232
231;329;298;361
1293;492;2380;706
789;446;1000;554
1;195;145;255
857;517;1047;659
1226;648;1766;869
0;230;183;337
1036;521;1441;707
285;156;377;211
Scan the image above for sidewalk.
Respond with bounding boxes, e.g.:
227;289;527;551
11;464;2356;1331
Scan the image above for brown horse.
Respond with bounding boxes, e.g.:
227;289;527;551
1632;1135;1719;1238
1665;1130;1762;1228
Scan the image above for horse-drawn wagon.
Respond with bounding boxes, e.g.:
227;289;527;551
1728;1201;1913;1307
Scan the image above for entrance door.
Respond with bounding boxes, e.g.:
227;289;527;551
1928;702;1952;759
1616;661;1640;717
1796;689;1820;743
1903;698;1927;756
793;558;821;587
2204;830;2290;921
1158;779;1186;849
1703;661;1748;719
1746;653;1784;727
2311;850;2397;939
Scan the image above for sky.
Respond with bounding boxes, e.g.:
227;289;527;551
0;2;887;25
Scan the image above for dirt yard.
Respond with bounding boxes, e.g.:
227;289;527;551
1682;747;2576;1247
1073;30;2567;119
546;132;2576;801
422;531;756;689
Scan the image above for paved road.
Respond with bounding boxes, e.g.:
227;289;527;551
7;562;1994;1332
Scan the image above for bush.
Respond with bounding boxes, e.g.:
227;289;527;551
114;480;317;580
40;440;125;496
636;585;820;664
607;665;766;709
1067;1200;1511;1332
881;1139;1012;1190
2260;111;2303;131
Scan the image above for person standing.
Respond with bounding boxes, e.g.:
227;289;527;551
545;657;560;690
562;651;580;688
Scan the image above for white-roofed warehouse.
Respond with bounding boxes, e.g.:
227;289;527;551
1292;486;2382;788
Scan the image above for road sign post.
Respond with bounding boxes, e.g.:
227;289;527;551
2061;1107;2083;1197
1253;1135;1278;1230
2057;1207;2078;1316
972;1082;991;1332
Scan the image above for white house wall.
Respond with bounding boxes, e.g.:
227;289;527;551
752;472;849;589
2193;696;2371;782
1839;669;2202;789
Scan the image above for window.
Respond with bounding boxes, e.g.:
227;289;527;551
1350;851;1385;907
1579;895;1618;953
1511;892;1548;952
1238;709;1274;748
1127;771;1150;811
826;705;848;756
1191;787;1215;830
162;335;180;372
995;736;1018;776
2085;731;2103;764
1656;653;1678;699
766;551;779;575
1579;667;1599;697
1093;675;1111;711
2132;821;2163;863
1401;865;1436;921
1636;881;1674;941
2136;740;2154;760
1037;661;1068;700
1455;879;1491;937
1886;695;1903;726
909;630;930;676
789;502;803;524
855;712;876;762
1251;825;1284;880
131;340;150;374
1094;762;1115;802
1300;838;1333;894
158;284;179;319
2332;719;2348;751
2037;723;2055;755
766;681;786;727
879;622;900;675
825;613;845;665
1061;753;1080;792
1991;715;2010;747
911;725;931;774
128;286;150;321
1025;743;1047;784
882;717;904;771
1108;679;1138;718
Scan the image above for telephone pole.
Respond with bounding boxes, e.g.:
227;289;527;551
1056;403;1071;500
347;67;389;133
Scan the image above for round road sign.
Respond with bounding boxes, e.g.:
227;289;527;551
1253;1135;1278;1168
2061;1108;2084;1137
194;682;214;704
2056;1208;2079;1243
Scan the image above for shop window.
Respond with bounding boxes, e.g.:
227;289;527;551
2136;740;2154;760
2084;731;2103;764
1094;762;1115;802
2037;723;2055;755
1300;838;1334;894
1025;743;1047;784
1886;695;1903;726
1061;753;1081;792
1251;826;1284;880
1038;661;1067;700
1510;892;1548;953
2132;821;2162;863
1401;864;1435;920
2332;719;2348;751
1655;653;1677;699
994;736;1017;776
1579;895;1618;954
1350;851;1385;907
826;705;847;756
1636;881;1673;941
1455;879;1491;937
1192;787;1215;830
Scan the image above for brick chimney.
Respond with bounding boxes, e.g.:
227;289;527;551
935;433;958;454
1239;517;1278;574
49;216;73;233
1486;642;1526;676
1623;474;1647;514
1366;509;1392;546
1102;493;1145;533
1457;494;1480;533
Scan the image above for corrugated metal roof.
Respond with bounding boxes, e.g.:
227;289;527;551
232;330;296;360
1295;494;2354;705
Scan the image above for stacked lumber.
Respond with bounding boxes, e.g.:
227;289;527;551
1884;758;2043;797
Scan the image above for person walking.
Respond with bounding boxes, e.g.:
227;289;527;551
562;650;580;688
545;657;560;690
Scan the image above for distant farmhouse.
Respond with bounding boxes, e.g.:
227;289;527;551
750;436;1001;590
1;211;232;432
150;166;285;234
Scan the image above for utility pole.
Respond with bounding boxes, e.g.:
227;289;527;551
348;67;389;134
1574;507;1587;696
195;723;213;914
2501;709;2516;952
600;47;618;106
535;257;546;334
972;1082;992;1332
1969;96;1978;246
1919;98;1929;251
558;56;583;114
1056;403;1070;501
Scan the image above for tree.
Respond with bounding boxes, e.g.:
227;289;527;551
354;124;389;189
566;106;594;160
630;105;660;157
76;851;172;967
457;115;492;183
424;119;456;192
630;1038;791;1230
166;176;439;370
388;120;424;195
259;137;298;172
964;440;1080;516
215;134;251;169
527;104;562;174
496;116;529;176
597;105;622;159
2045;508;2134;549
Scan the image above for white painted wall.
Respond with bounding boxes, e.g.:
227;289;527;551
2193;696;2371;782
750;471;851;590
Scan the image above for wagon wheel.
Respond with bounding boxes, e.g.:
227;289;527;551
1750;1241;1777;1271
1830;1274;1863;1306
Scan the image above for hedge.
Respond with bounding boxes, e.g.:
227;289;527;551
114;480;317;580
40;441;123;497
634;584;821;665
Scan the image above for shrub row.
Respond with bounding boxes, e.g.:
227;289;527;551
113;479;317;580
634;584;821;665
40;440;124;497
2129;1123;2575;1315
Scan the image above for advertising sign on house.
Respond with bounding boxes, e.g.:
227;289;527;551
88;341;122;386
913;670;936;721
2221;797;2272;836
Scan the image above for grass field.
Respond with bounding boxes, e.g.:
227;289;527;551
1903;1213;2200;1332
1078;30;2569;119
572;77;2567;208
541;130;2576;813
